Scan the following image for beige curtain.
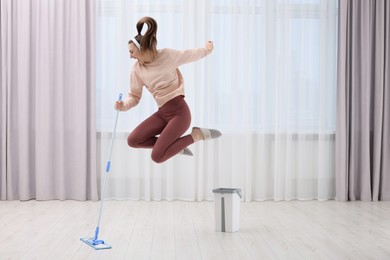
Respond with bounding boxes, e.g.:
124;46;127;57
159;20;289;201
336;0;390;201
0;0;97;200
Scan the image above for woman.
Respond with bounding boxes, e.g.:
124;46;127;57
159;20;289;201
115;17;221;163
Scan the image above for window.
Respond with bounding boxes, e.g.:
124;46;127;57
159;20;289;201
96;0;338;133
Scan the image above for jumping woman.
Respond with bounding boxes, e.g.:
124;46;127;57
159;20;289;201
114;16;221;163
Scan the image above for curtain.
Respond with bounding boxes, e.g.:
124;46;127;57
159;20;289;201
97;0;338;201
0;0;97;200
336;0;390;201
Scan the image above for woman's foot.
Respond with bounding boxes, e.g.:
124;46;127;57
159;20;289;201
179;147;193;156
191;127;222;142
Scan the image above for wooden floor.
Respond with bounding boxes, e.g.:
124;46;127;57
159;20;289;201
0;200;389;260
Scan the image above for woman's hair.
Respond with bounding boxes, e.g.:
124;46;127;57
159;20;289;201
129;17;158;52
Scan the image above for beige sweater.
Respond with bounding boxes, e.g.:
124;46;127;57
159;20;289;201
123;48;211;110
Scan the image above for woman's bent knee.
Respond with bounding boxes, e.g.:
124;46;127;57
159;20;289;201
151;151;166;164
127;135;139;148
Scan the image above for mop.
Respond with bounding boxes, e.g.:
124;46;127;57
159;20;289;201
80;93;122;250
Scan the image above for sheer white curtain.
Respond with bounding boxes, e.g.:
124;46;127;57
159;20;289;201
96;0;338;201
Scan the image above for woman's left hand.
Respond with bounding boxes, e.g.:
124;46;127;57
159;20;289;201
206;40;214;52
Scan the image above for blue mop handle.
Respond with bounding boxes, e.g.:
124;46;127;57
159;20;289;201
105;93;122;173
94;93;122;241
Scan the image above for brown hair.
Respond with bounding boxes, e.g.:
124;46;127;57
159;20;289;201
128;17;158;52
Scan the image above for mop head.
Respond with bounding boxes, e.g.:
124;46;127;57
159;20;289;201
80;237;112;250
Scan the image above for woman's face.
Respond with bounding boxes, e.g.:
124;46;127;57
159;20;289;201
128;43;144;64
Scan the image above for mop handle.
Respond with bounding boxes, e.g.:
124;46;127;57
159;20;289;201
105;93;122;173
95;93;122;240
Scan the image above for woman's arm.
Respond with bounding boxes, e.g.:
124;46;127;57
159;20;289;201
116;65;143;111
123;68;143;110
171;41;214;66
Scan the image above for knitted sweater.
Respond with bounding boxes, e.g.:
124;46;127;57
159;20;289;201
123;48;211;110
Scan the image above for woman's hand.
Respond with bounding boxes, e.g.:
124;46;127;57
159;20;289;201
205;40;214;52
115;100;125;111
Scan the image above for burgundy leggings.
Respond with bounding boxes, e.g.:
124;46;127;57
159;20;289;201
127;96;194;163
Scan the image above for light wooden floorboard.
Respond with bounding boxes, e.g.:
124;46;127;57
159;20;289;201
0;200;389;260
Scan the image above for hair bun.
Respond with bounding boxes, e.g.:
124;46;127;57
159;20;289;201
135;17;158;52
